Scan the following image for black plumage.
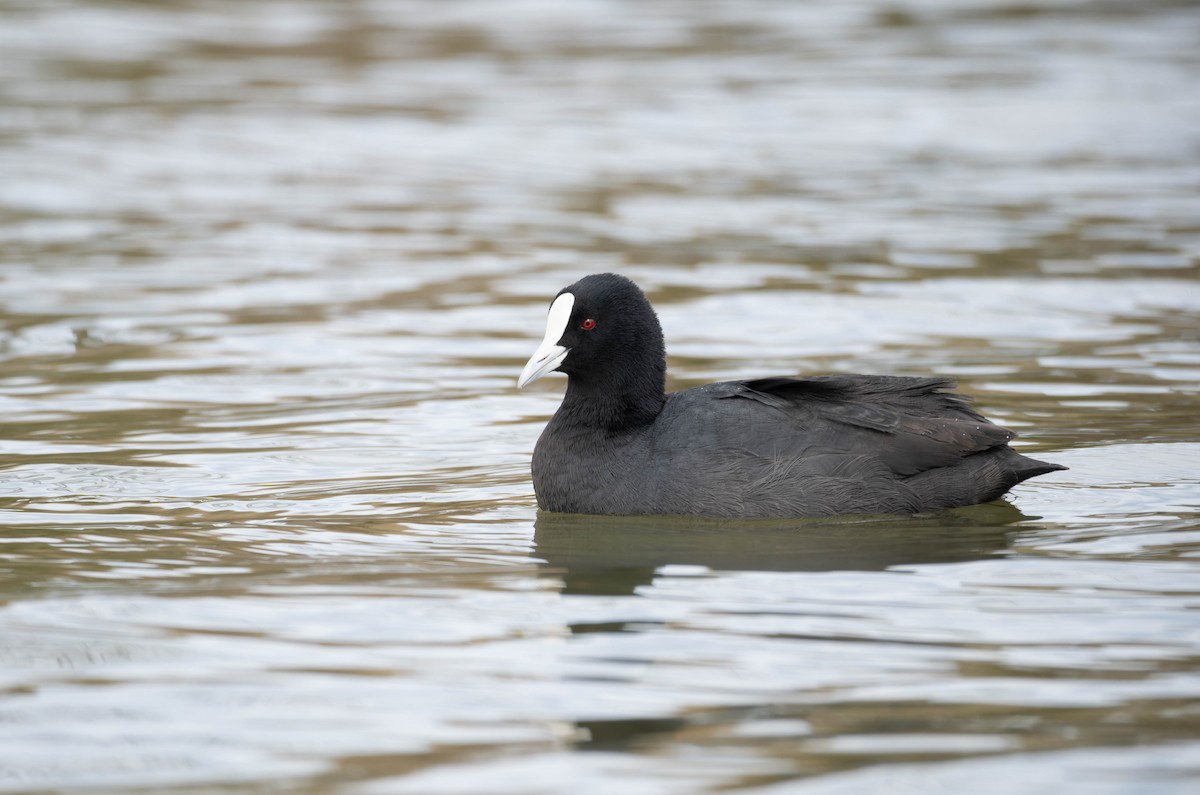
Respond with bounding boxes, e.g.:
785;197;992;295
520;273;1064;519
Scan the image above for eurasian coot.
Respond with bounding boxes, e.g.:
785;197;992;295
518;273;1064;518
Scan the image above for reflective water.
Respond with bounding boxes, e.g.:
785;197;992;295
2;0;1199;792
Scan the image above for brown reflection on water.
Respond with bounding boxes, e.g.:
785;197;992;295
534;505;1024;597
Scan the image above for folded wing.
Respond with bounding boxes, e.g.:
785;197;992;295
724;375;1018;477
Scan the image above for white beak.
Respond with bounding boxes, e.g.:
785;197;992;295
517;292;574;388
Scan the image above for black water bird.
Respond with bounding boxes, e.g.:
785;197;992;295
517;273;1064;518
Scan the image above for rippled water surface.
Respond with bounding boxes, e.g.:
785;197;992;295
3;1;1200;792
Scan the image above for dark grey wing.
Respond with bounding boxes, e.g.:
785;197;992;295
721;375;1016;477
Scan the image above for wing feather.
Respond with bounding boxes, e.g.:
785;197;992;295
723;375;1014;477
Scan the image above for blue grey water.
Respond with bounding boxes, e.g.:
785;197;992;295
1;1;1198;793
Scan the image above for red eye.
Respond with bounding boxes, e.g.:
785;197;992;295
580;318;596;330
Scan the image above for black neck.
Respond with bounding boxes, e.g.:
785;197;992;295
559;362;666;431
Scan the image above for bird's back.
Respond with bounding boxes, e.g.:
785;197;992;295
606;374;1063;518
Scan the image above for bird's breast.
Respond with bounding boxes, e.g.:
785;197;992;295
531;422;654;514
